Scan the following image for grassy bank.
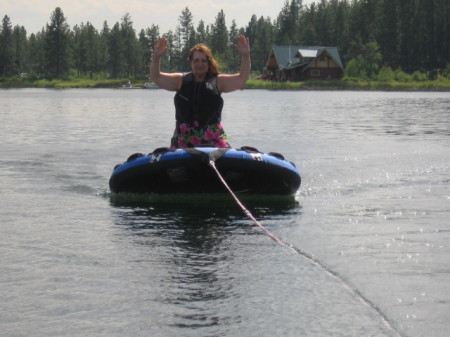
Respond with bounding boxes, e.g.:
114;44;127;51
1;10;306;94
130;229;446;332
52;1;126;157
244;78;450;91
0;77;147;89
1;76;450;91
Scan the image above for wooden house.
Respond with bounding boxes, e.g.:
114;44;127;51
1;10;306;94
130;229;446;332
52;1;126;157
265;46;344;81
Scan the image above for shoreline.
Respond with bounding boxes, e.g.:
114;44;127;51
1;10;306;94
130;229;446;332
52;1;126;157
1;78;449;91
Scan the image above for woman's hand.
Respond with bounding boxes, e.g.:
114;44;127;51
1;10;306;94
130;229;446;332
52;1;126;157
154;38;168;58
236;35;250;56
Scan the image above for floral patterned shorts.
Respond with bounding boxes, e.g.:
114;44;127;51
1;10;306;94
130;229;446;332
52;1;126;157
170;122;231;149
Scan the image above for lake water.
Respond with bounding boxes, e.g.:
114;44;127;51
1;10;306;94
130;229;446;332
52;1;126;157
0;88;449;337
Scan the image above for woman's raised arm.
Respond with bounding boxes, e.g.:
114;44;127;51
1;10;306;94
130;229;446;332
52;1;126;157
150;38;182;91
218;35;251;93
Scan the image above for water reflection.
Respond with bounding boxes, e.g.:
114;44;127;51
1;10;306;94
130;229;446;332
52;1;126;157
109;194;301;332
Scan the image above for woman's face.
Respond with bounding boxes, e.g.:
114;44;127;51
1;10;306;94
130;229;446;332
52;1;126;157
190;51;209;79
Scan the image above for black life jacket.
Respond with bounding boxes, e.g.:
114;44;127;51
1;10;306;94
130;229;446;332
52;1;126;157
174;72;224;127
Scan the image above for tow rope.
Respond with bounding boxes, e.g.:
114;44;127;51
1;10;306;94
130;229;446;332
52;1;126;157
207;152;403;337
207;153;295;251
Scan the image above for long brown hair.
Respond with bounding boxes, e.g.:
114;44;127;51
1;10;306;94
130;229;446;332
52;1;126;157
188;44;220;75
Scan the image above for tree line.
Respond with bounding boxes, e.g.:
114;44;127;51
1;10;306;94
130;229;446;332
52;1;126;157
0;0;449;80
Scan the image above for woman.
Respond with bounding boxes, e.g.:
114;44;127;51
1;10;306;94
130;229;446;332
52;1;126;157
150;35;251;148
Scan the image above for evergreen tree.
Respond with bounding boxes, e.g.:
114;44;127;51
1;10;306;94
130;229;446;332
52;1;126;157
164;31;176;72
2;0;450;80
397;0;416;73
375;0;399;69
178;7;195;70
146;24;160;54
275;0;302;45
139;25;160;77
108;22;124;78
73;22;101;77
27;30;46;76
121;13;137;77
45;7;70;78
12;25;28;75
0;15;15;76
301;3;318;46
245;15;258;48
437;0;450;74
72;24;85;75
84;23;100;77
253;16;274;73
211;10;229;55
145;25;160;76
416;0;438;78
138;29;149;76
314;0;330;45
99;21;110;75
178;7;194;48
228;20;240;71
196;20;207;44
172;26;183;71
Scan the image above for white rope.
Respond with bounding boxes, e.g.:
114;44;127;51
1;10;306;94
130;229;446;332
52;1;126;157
208;156;404;337
208;158;295;251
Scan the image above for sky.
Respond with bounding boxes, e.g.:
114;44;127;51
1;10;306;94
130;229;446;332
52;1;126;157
3;0;314;35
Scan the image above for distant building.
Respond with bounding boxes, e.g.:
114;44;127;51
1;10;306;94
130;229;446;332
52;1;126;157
265;46;344;81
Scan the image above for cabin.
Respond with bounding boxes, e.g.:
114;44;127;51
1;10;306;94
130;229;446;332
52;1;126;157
265;46;344;81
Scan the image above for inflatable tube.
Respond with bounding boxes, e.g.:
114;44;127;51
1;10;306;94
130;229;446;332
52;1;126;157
109;146;301;195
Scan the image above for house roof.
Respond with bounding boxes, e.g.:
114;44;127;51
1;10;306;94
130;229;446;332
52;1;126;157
270;46;343;70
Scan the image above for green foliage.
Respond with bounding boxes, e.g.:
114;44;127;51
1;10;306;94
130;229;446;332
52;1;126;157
1;1;449;82
344;42;381;80
393;69;412;82
443;64;450;79
376;67;430;83
245;79;303;90
214;53;230;73
376;66;395;82
411;71;428;82
344;58;367;79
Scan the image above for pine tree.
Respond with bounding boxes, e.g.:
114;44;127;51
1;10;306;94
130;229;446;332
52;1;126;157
275;0;301;45
211;10;228;55
84;23;100;77
108;22;124;78
375;0;399;69
164;30;176;72
253;16;274;73
99;21;110;75
178;7;195;70
228;20;240;71
196;20;207;44
12;25;27;75
121;13;137;77
146;24;160;55
0;15;15;76
2;0;450;80
27;30;46;76
45;7;70;78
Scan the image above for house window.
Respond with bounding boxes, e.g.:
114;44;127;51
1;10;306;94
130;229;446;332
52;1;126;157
311;69;321;76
